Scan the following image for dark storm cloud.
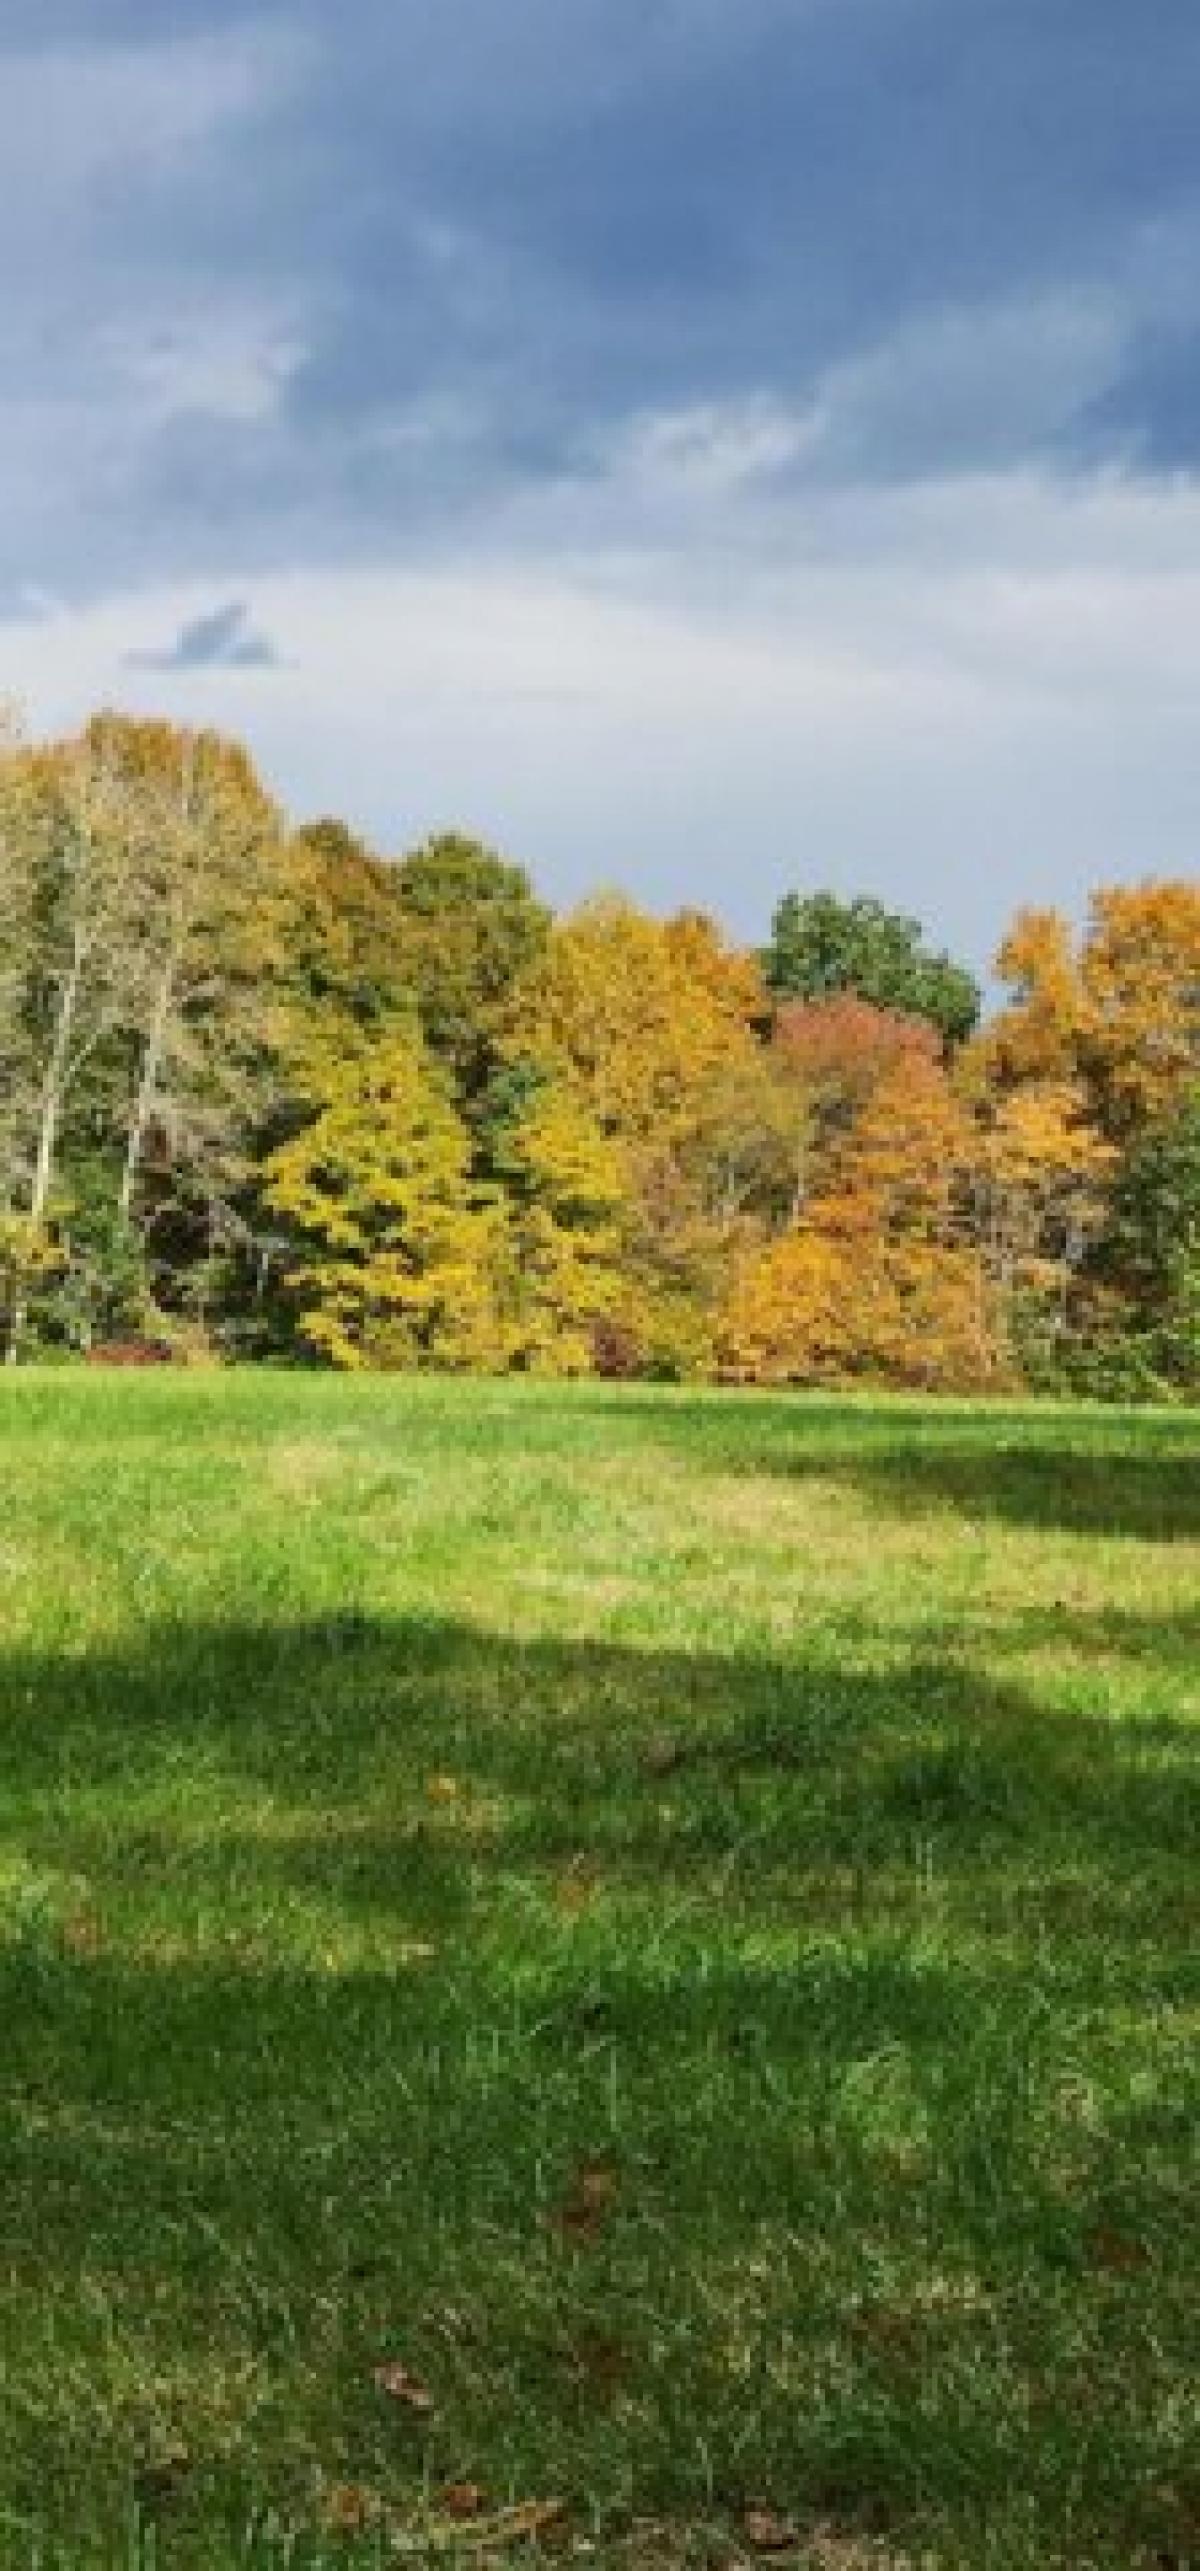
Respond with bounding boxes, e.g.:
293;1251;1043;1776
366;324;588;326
3;0;1200;607
6;0;1200;982
195;0;1200;463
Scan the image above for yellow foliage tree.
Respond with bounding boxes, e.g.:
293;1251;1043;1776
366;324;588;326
496;1083;628;1374
504;896;768;1370
263;1026;506;1371
969;1078;1115;1307
506;895;761;1147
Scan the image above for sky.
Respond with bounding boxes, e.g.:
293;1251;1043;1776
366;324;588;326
2;0;1199;972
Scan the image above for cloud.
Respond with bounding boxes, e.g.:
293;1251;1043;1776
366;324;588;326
0;31;272;190
5;0;1200;612
8;457;1200;982
120;318;308;430
2;0;1200;961
128;600;283;672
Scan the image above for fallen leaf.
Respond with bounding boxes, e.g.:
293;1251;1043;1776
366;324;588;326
742;2505;799;2552
577;2162;619;2212
551;2160;620;2244
1087;2224;1150;2274
374;2358;435;2411
389;2498;567;2555
427;1774;460;1803
483;2499;568;2547
441;2483;486;2520
324;2483;380;2533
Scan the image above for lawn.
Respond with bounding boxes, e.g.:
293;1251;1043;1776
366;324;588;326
0;1375;1196;2571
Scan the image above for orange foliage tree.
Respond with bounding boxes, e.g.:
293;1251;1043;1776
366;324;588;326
982;908;1085;1089
771;995;944;1213
1079;883;1200;1138
721;1055;1000;1388
983;883;1200;1140
967;1079;1115;1317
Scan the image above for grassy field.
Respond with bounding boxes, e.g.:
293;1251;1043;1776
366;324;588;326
0;1376;1197;2571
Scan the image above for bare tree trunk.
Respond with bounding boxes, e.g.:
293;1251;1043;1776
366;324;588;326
119;946;178;1222
6;927;87;1362
120;750;199;1226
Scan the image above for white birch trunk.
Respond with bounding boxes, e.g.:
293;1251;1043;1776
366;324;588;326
119;946;179;1222
6;925;88;1361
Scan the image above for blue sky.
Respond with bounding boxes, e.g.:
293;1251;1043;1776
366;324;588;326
2;0;1199;966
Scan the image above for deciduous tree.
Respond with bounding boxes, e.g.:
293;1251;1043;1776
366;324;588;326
982;884;1200;1141
395;834;551;1106
1080;882;1200;1138
263;1026;505;1370
505;897;767;1368
1087;1087;1200;1390
282;816;409;1059
982;908;1085;1091
0;723;156;1351
763;891;979;1047
721;1056;997;1387
493;1081;628;1373
80;716;288;1225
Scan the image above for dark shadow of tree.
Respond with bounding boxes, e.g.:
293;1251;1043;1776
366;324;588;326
824;1444;1200;1541
1;1610;1196;2564
585;1388;1200;1542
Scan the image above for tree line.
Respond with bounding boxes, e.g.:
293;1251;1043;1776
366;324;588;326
1;708;1197;1394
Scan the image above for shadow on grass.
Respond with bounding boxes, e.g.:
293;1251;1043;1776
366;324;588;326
1;1609;1197;2566
828;1442;1200;1542
592;1388;1200;1543
3;1608;1198;1883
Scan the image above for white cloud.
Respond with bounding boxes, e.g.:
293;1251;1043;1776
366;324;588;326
4;461;1198;973
584;285;1131;536
118;315;308;429
799;287;1131;475
609;397;818;495
0;2;1194;980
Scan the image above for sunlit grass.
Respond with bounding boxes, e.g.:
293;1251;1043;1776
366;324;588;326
0;1376;1197;2569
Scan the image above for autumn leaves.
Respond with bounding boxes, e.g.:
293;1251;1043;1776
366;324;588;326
2;706;1197;1390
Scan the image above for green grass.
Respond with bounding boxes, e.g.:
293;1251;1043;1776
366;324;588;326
0;1376;1197;2571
